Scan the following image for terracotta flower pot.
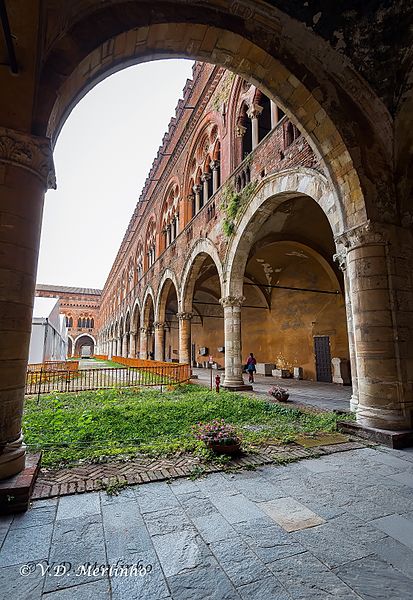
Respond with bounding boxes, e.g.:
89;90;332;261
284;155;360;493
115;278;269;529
206;441;241;455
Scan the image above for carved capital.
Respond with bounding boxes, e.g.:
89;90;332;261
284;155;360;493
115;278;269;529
176;311;193;321
247;104;263;120
0;127;56;189
153;321;166;330
220;295;245;308
201;172;211;182
210;160;220;171
335;221;389;251
193;183;202;193
235;124;247;138
333;250;347;272
140;326;148;334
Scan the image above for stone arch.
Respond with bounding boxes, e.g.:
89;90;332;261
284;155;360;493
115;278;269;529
224;168;341;297
67;335;75;357
180;238;224;312
35;9;395;228
141;286;156;328
155;268;180;321
131;298;141;331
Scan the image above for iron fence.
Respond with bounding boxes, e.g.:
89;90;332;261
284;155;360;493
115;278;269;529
25;364;191;396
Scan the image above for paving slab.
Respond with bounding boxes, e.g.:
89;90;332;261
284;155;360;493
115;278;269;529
110;550;170;600
56;492;101;520
269;551;363;599
151;530;210;578
167;562;240;600
369;536;413;580
44;514;107;593
102;500;154;558
237;575;292;600
370;514;413;550
0;522;52;567
334;555;413;600
209;492;266;524
232;517;306;563
0;562;44;599
259;497;325;532
209;536;271;587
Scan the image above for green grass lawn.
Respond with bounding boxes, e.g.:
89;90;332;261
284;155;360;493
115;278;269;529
23;385;352;468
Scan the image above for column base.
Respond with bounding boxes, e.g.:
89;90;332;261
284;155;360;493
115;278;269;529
221;384;253;392
0;433;26;480
338;421;413;449
0;453;41;514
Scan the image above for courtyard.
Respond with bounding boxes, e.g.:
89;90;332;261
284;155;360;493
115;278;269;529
1;446;413;599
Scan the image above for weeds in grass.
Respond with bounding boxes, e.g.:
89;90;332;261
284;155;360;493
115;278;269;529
102;478;129;496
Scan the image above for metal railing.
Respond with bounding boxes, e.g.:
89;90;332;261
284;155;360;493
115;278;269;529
25;363;191;395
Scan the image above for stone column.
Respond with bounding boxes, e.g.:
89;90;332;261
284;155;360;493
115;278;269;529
154;322;166;362
129;330;136;358
201;172;211;205
270;101;279;129
140;327;148;359
338;222;413;431
210;161;220;194
193;184;202;214
177;312;192;364
247;104;263;149
0;126;55;479
220;296;251;390
334;249;359;411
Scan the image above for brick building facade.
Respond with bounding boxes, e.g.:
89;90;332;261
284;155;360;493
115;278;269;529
96;63;349;386
35;284;101;356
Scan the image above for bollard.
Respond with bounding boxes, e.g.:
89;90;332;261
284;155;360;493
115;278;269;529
215;374;221;393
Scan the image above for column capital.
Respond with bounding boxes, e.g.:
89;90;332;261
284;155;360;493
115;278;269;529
193;183;202;193
335;221;390;251
247;104;263;120
235;124;247;138
201;172;211;182
0;126;56;190
140;326;148;334
220;295;245;308
333;250;347;272
153;321;166;330
130;329;137;335
210;160;220;171
176;312;193;321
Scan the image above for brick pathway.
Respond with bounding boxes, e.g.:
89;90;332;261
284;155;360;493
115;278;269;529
2;445;413;599
32;439;366;500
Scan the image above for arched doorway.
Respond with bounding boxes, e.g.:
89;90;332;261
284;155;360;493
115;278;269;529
141;289;155;359
156;272;180;362
181;242;224;369
74;334;95;358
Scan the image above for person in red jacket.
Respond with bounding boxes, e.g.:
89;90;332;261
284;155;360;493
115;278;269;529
246;352;257;383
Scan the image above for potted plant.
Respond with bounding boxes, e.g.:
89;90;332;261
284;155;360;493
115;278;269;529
268;385;290;402
193;419;241;455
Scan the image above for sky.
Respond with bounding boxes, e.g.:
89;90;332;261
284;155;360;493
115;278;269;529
37;59;195;290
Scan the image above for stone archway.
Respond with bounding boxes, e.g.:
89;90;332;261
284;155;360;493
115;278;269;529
130;300;141;358
225;169;413;430
141;286;156;359
155;270;180;362
74;333;96;357
179;239;224;367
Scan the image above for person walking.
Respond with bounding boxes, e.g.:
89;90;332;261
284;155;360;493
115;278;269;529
246;352;257;383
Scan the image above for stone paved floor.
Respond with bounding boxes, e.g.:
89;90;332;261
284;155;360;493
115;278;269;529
193;368;352;413
1;445;413;599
